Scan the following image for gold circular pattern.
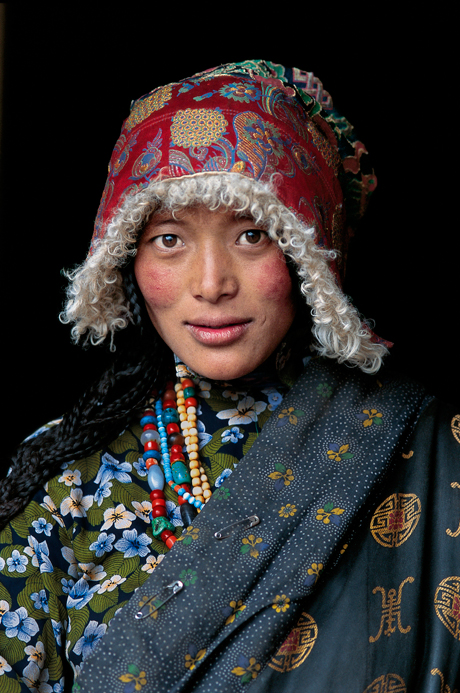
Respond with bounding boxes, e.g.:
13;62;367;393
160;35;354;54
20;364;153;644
268;612;318;672
126;85;172;131
434;576;460;640
370;493;421;548
451;414;460;444
171;108;228;148
362;673;406;692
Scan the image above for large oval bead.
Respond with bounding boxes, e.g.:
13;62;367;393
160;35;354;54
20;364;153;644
147;464;165;491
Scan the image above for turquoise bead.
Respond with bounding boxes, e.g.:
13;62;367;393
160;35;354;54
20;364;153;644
163;408;179;424
183;386;195;398
171;460;192;485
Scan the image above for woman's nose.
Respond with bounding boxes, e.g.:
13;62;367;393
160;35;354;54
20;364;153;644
191;248;238;303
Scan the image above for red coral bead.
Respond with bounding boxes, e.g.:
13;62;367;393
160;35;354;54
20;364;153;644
145;459;157;469
144;440;159;451
184;397;197;408
151;498;166;508
160;529;173;541
170;452;186;463
150;490;164;500
163;388;176;401
151;506;167;518
165;535;176;549
166;423;180;434
162;399;176;410
181;378;194;389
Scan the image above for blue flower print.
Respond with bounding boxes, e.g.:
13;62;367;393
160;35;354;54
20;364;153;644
95;452;132;486
30;589;49;613
53;677;65;693
6;549;28;573
66;578;100;610
221;427;244;444
133;457;148;477
31;517;53;536
73;620;107;660
2;606;39;642
24;536;53;574
166;501;183;527
114;529;152;558
51;619;64;645
61;578;75;594
215;469;233;488
261;387;284;411
94;481;113;506
89;532;115;558
197;419;212;450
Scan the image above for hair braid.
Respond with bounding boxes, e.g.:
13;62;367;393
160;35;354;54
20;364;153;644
0;270;171;530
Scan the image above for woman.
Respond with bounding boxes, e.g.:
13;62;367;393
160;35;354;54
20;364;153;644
0;60;458;692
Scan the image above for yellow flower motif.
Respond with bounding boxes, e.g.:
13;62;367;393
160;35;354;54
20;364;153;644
307;563;324;584
327;443;351;462
241;534;267;558
232;656;261;681
177;526;200;545
224;600;246;625
184;647;206;670
278;504;297;518
278;407;298;425
119;669;148;690
315;505;345;525
272;594;290;612
362;409;383;427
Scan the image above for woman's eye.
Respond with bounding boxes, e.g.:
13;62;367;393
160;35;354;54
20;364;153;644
152;234;183;249
237;229;266;245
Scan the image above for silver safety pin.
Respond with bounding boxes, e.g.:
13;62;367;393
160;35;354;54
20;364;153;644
134;580;183;620
214;515;260;540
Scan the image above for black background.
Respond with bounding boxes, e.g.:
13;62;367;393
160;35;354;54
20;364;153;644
1;6;458;466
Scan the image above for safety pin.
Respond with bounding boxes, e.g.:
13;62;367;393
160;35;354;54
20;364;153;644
134;580;184;620
214;515;260;540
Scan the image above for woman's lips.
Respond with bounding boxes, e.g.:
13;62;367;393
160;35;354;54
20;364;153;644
185;320;251;346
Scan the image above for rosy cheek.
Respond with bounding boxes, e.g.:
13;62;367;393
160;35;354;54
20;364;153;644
255;256;293;302
135;263;178;308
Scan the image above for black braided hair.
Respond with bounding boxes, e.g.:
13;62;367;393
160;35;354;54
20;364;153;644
0;266;172;531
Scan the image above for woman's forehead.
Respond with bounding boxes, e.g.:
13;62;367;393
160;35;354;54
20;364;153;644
145;205;261;229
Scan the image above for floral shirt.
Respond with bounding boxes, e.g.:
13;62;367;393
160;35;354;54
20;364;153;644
0;368;293;692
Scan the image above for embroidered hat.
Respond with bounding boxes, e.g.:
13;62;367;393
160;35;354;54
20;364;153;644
91;59;377;285
62;59;390;370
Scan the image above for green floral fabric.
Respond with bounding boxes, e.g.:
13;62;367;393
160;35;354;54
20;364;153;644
0;367;291;692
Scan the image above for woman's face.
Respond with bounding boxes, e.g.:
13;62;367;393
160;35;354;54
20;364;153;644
134;206;296;381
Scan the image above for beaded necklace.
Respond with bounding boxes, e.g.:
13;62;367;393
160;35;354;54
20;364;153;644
140;377;212;550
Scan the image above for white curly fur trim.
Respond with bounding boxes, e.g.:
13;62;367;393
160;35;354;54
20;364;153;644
60;173;388;373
